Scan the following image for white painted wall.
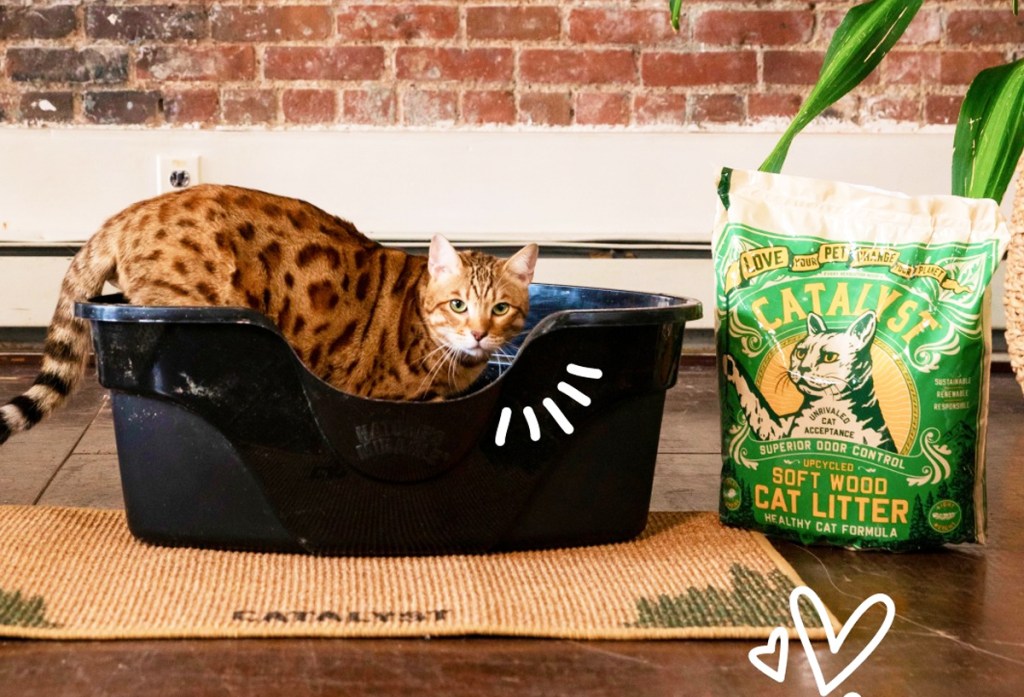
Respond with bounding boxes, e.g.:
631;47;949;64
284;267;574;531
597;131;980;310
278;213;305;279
0;128;1010;329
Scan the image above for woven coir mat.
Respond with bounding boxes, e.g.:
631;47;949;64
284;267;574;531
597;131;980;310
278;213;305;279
0;508;833;640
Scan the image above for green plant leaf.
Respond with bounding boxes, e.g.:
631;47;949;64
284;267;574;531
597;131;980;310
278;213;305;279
952;58;1024;202
759;0;922;173
669;0;683;31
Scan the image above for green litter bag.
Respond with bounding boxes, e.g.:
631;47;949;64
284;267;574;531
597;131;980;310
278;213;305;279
714;168;1010;550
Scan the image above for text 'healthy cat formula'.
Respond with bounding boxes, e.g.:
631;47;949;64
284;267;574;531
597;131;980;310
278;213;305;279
713;168;1010;550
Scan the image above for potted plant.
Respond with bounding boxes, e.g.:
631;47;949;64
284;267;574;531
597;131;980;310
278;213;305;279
667;0;1024;391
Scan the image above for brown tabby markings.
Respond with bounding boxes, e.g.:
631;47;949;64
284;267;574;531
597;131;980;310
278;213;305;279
307;281;339;311
196;282;219;304
297;245;329;268
258;242;282;275
238;222;256;241
0;184;537;445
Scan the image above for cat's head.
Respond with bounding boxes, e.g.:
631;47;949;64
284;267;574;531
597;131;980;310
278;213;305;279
421;235;538;366
788;311;876;395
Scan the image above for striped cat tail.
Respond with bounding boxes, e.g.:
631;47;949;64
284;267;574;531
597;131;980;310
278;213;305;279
0;231;117;445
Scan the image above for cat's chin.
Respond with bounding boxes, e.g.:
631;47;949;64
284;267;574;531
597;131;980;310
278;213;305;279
455;348;490;368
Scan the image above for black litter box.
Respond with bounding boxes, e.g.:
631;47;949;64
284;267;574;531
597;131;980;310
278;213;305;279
76;284;701;555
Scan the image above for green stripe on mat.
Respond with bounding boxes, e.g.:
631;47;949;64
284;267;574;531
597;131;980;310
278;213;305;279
0;508;834;640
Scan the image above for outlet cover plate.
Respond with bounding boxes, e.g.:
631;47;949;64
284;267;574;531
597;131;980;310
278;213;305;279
156;155;201;194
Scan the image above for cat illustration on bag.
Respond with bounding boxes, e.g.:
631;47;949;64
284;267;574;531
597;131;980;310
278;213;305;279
723;310;897;452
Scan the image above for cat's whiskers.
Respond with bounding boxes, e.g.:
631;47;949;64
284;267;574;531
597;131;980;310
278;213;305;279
423;346;451;386
415;364;442;398
417;342;451;368
447;347;459;387
492;345;515;367
824;375;850;390
417;342;460;396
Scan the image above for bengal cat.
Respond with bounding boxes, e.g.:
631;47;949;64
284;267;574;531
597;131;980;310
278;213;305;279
0;184;538;445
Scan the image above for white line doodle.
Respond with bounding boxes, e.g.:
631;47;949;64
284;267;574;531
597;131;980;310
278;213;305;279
523;406;541;442
557;381;592;406
494;363;602;446
748;626;789;684
748;585;895;697
542;398;574;434
566;364;603;379
495;407;512;447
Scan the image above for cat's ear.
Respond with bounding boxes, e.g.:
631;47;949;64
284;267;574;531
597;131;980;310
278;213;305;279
807;313;828;335
848;311;877;347
504;243;538;285
428;235;463;280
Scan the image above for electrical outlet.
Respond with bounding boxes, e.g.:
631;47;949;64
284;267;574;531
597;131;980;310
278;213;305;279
156;155;201;194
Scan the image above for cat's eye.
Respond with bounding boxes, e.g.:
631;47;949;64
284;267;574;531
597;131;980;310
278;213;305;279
822;351;839;364
492;303;511;316
449;299;468;313
794;347;808;360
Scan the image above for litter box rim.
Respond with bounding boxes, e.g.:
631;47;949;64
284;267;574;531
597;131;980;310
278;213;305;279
75;283;702;403
75;283;702;329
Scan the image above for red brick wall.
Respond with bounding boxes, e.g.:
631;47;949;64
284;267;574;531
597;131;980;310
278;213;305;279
0;1;1020;129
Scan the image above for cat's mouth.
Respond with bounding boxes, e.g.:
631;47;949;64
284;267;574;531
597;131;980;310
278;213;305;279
790;371;835;391
456;347;491;367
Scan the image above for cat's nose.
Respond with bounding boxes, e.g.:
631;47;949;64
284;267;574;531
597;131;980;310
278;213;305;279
471;330;486;342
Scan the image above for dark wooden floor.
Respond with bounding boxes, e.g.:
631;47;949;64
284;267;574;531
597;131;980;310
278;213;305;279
1;359;1023;696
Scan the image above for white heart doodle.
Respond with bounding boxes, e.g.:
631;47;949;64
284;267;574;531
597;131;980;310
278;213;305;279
748;625;789;683
790;586;896;697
